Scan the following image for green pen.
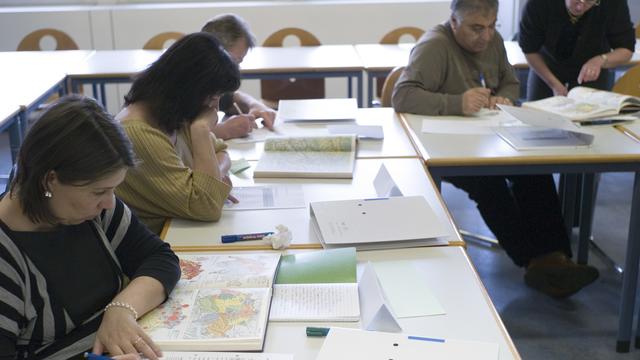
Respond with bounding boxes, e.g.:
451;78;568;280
306;326;330;337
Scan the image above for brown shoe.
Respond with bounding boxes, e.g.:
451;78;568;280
524;251;599;298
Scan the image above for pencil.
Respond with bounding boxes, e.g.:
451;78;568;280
233;102;243;115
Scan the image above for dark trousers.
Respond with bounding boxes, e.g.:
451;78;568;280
446;175;572;267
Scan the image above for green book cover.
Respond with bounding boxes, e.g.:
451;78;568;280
275;247;357;284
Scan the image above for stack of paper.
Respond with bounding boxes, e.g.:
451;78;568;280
277;98;358;122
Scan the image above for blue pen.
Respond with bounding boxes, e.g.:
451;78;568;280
579;119;628;126
479;72;487;88
221;232;274;243
84;352;113;360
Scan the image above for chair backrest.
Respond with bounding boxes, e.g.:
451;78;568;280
612;64;640;97
17;28;78;51
260;28;324;107
380;26;424;44
380;66;405;108
143;32;184;50
636;23;640;38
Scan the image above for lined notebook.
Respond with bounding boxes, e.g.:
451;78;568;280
269;248;360;322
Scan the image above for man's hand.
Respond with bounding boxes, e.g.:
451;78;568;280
213;115;257;140
249;107;277;130
577;55;605;84
488;96;513;109
462;88;491;115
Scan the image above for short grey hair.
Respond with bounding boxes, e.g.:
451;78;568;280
450;0;499;21
201;13;256;49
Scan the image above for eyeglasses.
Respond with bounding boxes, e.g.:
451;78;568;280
576;0;600;6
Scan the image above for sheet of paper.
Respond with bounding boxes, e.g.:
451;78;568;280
373;164;403;197
269;283;360;321
372;260;445;318
328;124;384;139
224;185;305;211
421;118;508;134
156;352;293;360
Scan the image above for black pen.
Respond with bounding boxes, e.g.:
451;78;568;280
579;119;629;126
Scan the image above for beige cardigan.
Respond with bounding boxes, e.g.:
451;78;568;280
116;118;230;234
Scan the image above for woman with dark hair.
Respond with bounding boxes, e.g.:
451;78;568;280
519;0;635;100
115;32;241;234
0;95;180;360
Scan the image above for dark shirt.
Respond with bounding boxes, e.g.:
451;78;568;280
0;199;180;359
519;0;634;77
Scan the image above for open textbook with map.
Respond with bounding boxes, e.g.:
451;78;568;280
253;135;356;179
522;86;640;121
137;253;281;351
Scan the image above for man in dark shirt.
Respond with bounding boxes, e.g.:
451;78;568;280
202;14;278;139
519;0;635;100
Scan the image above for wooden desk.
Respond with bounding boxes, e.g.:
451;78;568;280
262;246;520;360
355;43;413;106
162;158;462;251
226;107;417;161
399;111;640;352
67;45;365;107
66;49;163;106
0;50;94;161
241;45;364;106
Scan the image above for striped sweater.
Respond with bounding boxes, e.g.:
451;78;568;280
0;199;180;359
116;118;231;234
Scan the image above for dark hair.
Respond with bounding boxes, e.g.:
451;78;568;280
450;0;499;20
124;32;241;134
11;95;135;224
201;13;256;50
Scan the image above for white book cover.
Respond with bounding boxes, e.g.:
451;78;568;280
310;196;448;249
496;105;594;150
277;98;358;122
316;328;499;360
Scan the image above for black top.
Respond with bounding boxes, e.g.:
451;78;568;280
0;199;180;359
519;0;635;77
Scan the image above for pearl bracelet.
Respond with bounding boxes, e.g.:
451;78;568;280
104;301;139;320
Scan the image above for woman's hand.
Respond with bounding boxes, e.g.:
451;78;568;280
93;307;162;360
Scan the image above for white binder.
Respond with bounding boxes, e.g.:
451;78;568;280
310;196;448;250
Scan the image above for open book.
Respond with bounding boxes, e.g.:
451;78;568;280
138;253;281;351
269;247;360;322
253;135;356;179
522;86;640;121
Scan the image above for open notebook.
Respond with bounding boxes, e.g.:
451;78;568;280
270;248;359;322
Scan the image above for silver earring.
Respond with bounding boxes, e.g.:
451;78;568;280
44;191;52;198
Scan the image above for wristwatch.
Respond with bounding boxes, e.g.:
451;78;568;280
600;53;608;66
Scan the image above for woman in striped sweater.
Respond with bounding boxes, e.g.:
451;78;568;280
115;32;241;234
0;96;180;359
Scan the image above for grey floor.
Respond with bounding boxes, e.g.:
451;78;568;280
443;173;640;359
0;130;637;359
